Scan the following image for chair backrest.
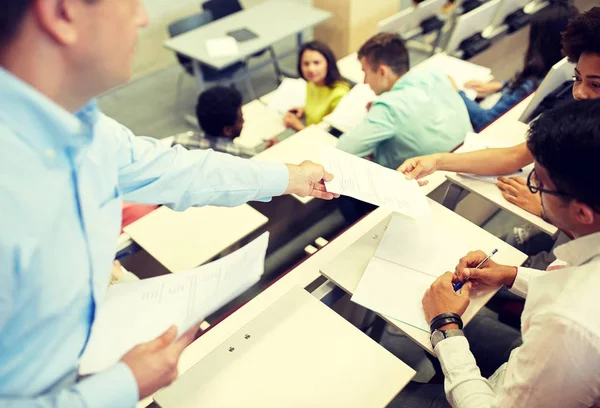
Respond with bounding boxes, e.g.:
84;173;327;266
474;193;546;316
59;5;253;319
445;0;500;55
202;0;243;21
168;11;214;73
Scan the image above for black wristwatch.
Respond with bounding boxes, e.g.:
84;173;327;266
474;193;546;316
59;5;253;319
430;329;465;349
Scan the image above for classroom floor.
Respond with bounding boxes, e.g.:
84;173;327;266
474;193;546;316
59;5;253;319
105;0;594;322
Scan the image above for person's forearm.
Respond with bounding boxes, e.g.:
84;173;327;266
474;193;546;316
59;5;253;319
0;363;138;408
437;142;533;175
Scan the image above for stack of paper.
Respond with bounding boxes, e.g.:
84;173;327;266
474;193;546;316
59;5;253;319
323;84;375;133
414;53;492;99
205;37;240;58
351;216;469;332
265;78;307;114
78;232;269;375
320;146;430;219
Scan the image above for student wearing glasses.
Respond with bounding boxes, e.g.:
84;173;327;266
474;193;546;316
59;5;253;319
392;98;600;408
398;7;600;219
283;41;350;131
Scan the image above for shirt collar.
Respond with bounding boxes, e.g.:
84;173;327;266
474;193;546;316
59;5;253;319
554;231;600;266
0;68;99;159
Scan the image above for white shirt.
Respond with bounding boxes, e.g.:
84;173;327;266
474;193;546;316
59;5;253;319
436;231;600;408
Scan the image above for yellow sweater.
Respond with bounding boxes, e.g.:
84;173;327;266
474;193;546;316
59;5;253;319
305;81;351;125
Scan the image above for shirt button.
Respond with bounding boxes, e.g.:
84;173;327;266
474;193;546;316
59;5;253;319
45;149;56;159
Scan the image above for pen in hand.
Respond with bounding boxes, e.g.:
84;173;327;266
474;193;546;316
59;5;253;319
453;248;498;291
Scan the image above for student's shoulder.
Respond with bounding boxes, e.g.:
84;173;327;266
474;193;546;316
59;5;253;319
332;81;351;95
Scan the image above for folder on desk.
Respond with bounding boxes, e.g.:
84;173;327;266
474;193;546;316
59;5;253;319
350;214;469;332
226;28;258;42
154;286;415;408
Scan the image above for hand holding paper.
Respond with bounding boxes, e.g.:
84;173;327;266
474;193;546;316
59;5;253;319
320;146;430;219
78;232;269;375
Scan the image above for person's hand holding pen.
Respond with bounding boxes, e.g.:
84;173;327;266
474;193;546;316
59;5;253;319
453;250;518;290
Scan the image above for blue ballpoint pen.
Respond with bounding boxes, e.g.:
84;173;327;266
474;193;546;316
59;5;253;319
453;248;499;291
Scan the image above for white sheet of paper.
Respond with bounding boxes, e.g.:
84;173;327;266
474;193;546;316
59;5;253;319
323;84;375;133
414;53;492;91
351;257;434;332
375;215;469;276
266;78;307;114
239;100;286;142
78;232;269;375
321;146;430;219
205;36;240;58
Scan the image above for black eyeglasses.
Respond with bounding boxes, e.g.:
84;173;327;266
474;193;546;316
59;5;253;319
526;169;572;198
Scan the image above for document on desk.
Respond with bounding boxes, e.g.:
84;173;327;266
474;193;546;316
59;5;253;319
78;232;269;375
205;36;240;58
415;53;492;91
323;84;375;133
320;146;430;219
266;78;307;114
351;215;469;332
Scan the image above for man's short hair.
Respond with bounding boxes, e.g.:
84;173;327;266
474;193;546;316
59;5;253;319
0;0;33;50
357;33;409;75
196;86;243;136
561;7;600;63
527;99;600;211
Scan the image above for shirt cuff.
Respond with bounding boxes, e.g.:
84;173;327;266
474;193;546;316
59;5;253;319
436;336;475;375
78;362;139;408
509;266;535;298
254;162;288;202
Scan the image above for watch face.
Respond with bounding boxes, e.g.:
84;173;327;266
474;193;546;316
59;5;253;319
431;330;445;345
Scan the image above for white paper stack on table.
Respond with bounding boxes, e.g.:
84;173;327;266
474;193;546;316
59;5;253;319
233;100;286;152
320;146;430;219
323;84;375;133
351;215;469;332
414;53;492;100
205;36;240;58
78;232;269;375
455;129;533;183
262;78;307;115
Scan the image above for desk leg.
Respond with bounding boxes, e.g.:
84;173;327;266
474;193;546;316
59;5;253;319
297;32;303;49
442;183;468;211
430;28;444;57
192;60;206;91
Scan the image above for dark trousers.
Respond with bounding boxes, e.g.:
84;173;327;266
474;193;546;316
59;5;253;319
388;315;522;407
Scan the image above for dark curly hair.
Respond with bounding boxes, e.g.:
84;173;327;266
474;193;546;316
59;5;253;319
561;7;600;63
195;86;242;137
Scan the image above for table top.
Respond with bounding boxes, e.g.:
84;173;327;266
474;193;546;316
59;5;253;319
251;125;338;204
154;286;415;408
164;0;331;70
320;199;527;354
123;205;268;273
137;205;398;408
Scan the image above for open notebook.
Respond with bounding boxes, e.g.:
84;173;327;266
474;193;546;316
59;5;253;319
351;215;469;332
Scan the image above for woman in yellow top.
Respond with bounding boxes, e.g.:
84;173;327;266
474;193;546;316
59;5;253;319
284;41;351;131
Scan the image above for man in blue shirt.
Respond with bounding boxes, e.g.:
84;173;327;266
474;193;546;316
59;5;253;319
0;1;337;406
337;33;472;170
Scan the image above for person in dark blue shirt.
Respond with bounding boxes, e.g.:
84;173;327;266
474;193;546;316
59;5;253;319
459;2;579;132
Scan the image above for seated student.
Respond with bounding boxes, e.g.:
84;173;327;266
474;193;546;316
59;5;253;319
283;41;350;131
337;32;472;170
195;86;277;158
399;7;600;218
392;99;600;407
458;3;579;132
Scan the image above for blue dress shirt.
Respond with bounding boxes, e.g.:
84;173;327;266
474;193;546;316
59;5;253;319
337;69;473;169
0;68;288;407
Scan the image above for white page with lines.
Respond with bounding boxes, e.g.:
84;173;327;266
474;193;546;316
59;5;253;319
79;232;269;375
321;146;430;219
351;215;469;332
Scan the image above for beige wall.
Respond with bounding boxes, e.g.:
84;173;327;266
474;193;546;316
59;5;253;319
134;0;312;79
314;0;397;58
